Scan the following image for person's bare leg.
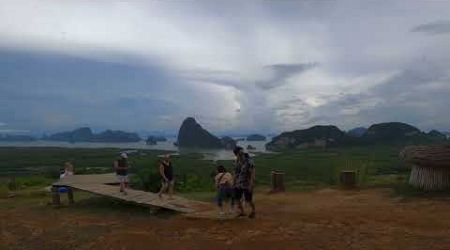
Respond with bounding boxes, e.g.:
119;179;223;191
123;180;128;195
158;182;166;198
158;183;163;197
119;181;124;193
248;202;255;218
219;205;224;216
218;199;224;215
168;181;174;199
228;201;234;215
237;201;245;216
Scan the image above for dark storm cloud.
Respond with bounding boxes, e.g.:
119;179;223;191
0;49;191;132
411;20;450;35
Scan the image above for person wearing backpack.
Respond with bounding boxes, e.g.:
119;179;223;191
114;152;129;195
214;165;235;216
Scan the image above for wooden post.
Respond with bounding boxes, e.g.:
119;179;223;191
8;176;17;191
271;171;285;192
340;170;357;188
67;188;74;205
51;186;61;206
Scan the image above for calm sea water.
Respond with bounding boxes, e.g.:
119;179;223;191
0;137;271;161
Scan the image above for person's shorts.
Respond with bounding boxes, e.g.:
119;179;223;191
217;186;234;206
117;175;128;183
234;187;253;202
58;187;69;193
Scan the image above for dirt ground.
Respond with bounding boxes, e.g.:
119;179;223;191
1;188;450;250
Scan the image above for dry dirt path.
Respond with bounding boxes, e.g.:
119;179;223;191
1;188;450;250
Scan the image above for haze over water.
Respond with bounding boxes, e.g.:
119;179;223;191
0;137;270;161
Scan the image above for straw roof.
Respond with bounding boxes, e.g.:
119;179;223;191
400;144;450;168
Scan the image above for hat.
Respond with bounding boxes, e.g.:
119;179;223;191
120;152;128;159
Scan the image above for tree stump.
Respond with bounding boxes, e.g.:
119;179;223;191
51;186;61;206
271;171;285;192
340;170;356;188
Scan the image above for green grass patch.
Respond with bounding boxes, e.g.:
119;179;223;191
0;145;416;194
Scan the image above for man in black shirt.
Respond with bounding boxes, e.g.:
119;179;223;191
158;154;174;199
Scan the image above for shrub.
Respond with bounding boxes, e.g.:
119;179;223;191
42;166;61;179
15;176;53;188
177;173;214;192
131;167;162;192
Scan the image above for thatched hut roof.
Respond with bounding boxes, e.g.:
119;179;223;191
400;144;450;168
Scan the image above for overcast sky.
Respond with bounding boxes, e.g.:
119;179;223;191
1;1;449;135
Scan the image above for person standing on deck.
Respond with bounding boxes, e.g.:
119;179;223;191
233;146;256;218
215;165;235;216
114;152;129;195
60;162;74;179
158;154;174;199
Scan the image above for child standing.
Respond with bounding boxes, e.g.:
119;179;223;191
215;165;234;216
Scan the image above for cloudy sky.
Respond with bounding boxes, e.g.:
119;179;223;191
1;1;449;135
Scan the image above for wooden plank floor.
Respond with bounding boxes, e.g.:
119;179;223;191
53;173;213;213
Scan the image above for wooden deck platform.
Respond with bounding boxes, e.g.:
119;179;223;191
53;173;213;213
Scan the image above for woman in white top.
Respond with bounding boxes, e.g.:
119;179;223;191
60;162;74;179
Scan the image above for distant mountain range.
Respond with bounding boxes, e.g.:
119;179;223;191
266;122;449;151
0;134;35;142
42;127;141;143
1;121;449;148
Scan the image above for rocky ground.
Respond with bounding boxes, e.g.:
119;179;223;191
1;188;450;250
